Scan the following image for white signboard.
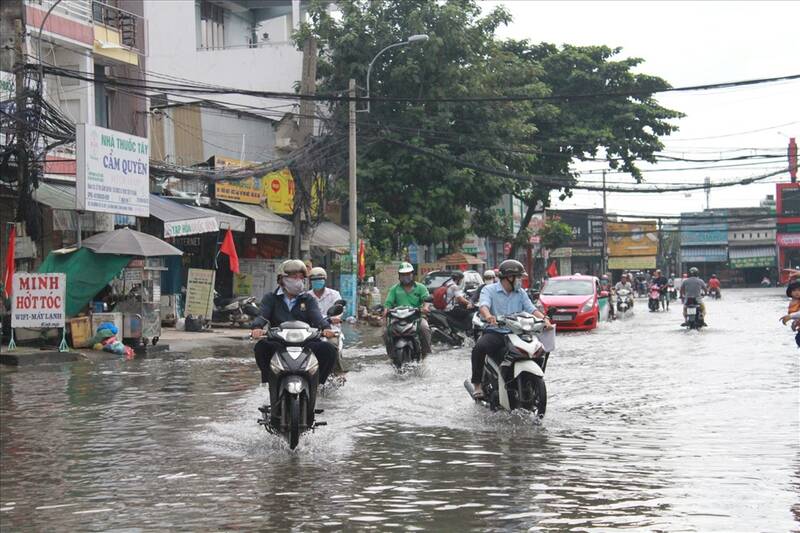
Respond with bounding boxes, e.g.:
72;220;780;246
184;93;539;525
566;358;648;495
11;273;66;328
163;217;219;238
76;123;150;217
185;268;216;318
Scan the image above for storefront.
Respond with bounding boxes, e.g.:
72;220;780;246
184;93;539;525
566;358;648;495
777;183;800;283
680;213;728;280
777;233;800;282
728;246;778;285
547;209;604;276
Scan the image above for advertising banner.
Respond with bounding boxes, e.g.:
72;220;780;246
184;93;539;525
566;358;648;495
262;168;295;215
11;273;66;328
680;214;728;245
76;124;149;217
185;268;215;318
607;222;658;257
608;256;656;270
215;181;262;204
163;217;219;238
777;233;800;248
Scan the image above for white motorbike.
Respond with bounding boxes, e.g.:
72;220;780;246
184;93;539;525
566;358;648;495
465;312;554;418
615;288;634;316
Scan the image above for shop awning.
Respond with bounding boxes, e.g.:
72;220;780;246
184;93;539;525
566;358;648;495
193;206;247;232
681;246;728;263
729;245;776;268
33;182;116;231
310;221;350;252
220;201;293;236
608;256;656;270
150;195;219;238
32;181;76;210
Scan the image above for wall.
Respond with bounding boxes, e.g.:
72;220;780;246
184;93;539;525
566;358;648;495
199;108;276;162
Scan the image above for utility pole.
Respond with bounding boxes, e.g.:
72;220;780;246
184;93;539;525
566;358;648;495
602;169;608;274
704;176;711;210
347;78;357;319
14;18;27;217
292;36;317;258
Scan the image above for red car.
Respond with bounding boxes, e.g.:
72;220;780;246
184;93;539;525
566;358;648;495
538;275;605;331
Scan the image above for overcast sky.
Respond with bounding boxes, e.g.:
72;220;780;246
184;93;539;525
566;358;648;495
486;0;799;216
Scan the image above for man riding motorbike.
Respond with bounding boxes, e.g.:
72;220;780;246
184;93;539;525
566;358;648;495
652;269;669;310
680;267;707;327
600;274;614;319
383;262;432;357
470;269;497;305
251;260;338;423
308;267;346;375
708;274;721;298
470;259;552;400
614;273;634;312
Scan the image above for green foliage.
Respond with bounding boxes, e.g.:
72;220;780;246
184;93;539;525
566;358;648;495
538;220;572;252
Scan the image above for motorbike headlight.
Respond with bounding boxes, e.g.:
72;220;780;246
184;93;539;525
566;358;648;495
269;355;284;375
581;298;594;313
304;354;319;375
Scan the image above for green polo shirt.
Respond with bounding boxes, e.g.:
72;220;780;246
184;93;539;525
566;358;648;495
385;282;430;309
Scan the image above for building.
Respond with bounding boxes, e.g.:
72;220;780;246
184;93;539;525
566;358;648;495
726;206;777;285
679;211;728;280
607;220;658;277
546;208;604;276
776;182;800;284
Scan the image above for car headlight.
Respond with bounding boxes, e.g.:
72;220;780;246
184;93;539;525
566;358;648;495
581;298;594;313
269;355;284;375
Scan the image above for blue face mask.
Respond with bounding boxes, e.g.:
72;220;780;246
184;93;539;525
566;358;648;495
311;279;326;291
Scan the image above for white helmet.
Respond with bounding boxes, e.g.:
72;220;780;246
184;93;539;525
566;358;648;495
483;269;496;280
398;262;414;274
309;267;327;280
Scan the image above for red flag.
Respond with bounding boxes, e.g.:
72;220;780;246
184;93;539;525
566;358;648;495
220;229;240;274
2;225;15;298
357;240;366;280
546;260;558;278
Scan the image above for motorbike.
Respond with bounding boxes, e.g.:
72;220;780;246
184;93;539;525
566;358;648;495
683;297;705;330
256;303;344;449
324;300;347;387
667;283;678;301
615;288;634;316
709;287;722;299
648;285;661;312
386;306;424;369
429;306;477;346
465;312;550;418
213;291;260;326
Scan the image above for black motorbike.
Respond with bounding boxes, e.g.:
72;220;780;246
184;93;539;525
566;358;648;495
386;306;424;368
213;291;260;326
429;306;476;346
256;304;343;449
683;297;705;330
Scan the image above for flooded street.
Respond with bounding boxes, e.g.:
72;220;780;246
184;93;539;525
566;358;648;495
1;288;797;531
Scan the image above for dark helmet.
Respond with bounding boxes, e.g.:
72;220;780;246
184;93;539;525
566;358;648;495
450;271;464;281
787;279;800;298
498;259;526;279
689;267;699;277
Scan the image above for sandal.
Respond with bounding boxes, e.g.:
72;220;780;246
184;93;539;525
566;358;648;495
472;389;485;400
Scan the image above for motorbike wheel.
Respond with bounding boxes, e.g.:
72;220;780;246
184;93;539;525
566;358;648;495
519;374;547;417
288;395;301;449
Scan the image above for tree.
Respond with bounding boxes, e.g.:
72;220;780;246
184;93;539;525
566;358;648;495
538;220;572;255
298;0;546;255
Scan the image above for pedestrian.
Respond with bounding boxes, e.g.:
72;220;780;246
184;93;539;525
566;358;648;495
780;280;800;347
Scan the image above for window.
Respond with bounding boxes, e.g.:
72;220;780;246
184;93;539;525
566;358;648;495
199;0;225;49
94;63;111;128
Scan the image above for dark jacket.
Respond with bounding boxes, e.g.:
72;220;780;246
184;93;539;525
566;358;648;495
251;288;329;330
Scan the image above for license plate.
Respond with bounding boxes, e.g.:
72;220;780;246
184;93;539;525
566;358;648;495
552;314;572;321
687;307;697;315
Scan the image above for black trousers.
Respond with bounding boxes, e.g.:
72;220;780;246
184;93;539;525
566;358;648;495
471;331;507;384
254;339;337;386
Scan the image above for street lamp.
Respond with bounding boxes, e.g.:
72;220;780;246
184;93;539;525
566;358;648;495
363;34;429;113
345;35;428;319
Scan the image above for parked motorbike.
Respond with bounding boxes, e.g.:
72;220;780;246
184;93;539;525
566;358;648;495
256;303;344;449
648;285;661;312
429;306;476;346
615;288;634;316
683;298;705;330
213;291;260;326
465;312;549;418
386;307;424;369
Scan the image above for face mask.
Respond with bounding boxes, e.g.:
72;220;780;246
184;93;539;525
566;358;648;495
513;278;523;291
311;279;326;291
400;275;413;285
458;280;465;290
283;277;305;295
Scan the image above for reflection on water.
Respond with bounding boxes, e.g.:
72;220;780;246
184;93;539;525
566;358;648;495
1;289;797;531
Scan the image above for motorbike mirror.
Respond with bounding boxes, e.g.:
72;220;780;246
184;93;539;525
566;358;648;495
334;299;347;307
327;304;345;317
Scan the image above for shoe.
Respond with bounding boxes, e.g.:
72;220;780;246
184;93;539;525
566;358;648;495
680;321;688;327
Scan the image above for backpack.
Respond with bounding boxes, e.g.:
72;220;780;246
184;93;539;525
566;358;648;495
432;285;448;310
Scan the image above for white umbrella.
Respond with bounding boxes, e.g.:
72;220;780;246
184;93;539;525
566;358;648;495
81;227;183;257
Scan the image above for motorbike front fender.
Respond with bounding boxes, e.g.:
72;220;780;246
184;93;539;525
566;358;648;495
513;359;544;379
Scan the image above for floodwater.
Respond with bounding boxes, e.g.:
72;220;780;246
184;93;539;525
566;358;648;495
1;288;797;531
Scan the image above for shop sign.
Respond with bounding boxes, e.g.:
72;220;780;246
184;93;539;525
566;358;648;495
729;256;775;268
11;273;66;328
215;182;262;204
163;217;219;238
76;124;149;217
608;256;657;270
607;222;658;257
550;247;572;258
777;233;800;248
262;168;295;215
185;268;216;318
233;273;254;297
14;236;37;259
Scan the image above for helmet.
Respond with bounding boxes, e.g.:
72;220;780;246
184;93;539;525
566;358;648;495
309;267;327;280
498;259;526;279
450;271;464;281
710;273;717;278
689;267;699;276
601;274;609;280
787;279;800;297
280;259;308;277
398;262;414;274
483;269;496;280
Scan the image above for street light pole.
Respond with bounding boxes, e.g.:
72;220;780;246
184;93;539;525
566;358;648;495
362;34;428;113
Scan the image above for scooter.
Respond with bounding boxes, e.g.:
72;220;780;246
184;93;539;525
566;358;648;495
709;287;721;299
386;307;424;369
683;298;705;330
465;312;550;418
323;300;347;389
615;288;634;316
256;303;344;449
648;285;661;312
429;306;476;346
213;291;260;326
667;283;678;301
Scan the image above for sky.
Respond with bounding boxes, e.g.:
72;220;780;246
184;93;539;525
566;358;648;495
486;0;799;216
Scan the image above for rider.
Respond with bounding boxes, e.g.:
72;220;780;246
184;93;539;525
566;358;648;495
614;273;634;310
600;274;614;319
383;262;432;357
652;269;669;310
470;269;497;305
444;271;473;310
708;274;721;297
251;260;338;417
308;266;346;374
470;259;552;400
680;267;707;326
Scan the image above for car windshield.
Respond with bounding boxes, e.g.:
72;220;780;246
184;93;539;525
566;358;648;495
542;280;594;296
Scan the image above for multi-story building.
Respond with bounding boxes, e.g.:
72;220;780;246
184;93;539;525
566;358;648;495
776;183;800;284
726;205;776;285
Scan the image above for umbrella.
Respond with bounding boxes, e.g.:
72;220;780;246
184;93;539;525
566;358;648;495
438;252;483;266
81;227;183;257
